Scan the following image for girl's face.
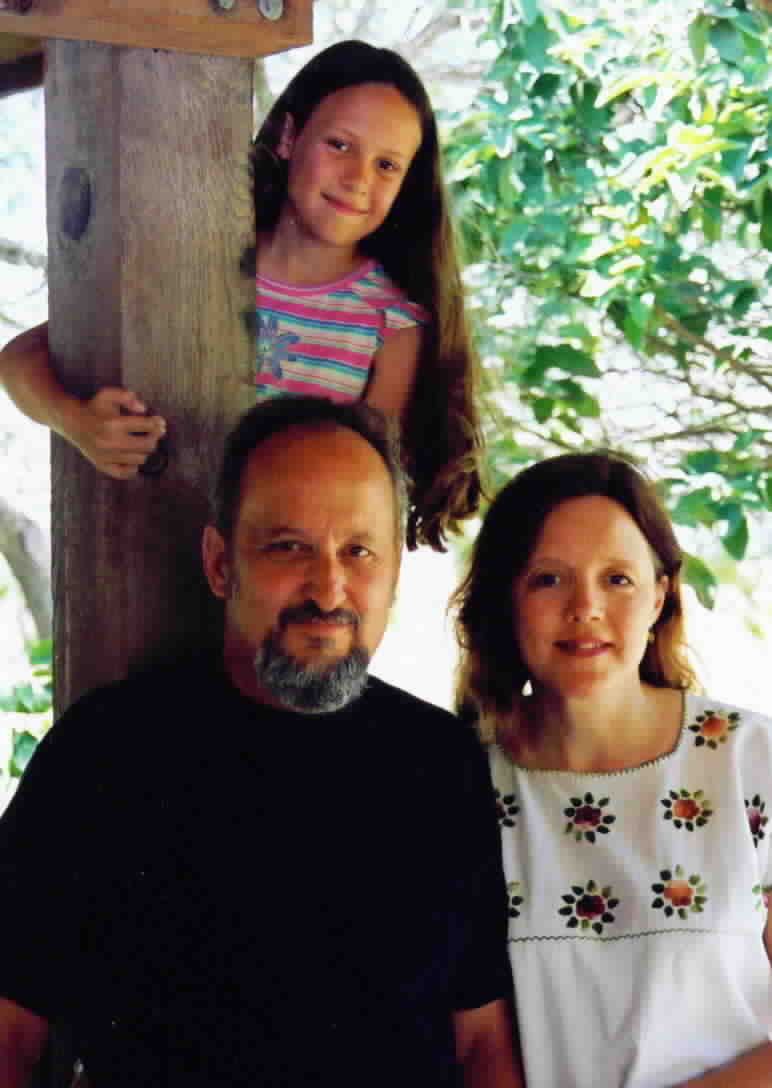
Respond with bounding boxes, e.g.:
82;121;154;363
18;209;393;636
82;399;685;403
512;495;668;702
277;82;422;257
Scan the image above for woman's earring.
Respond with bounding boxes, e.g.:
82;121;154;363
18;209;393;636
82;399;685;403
521;678;533;697
647;629;655;644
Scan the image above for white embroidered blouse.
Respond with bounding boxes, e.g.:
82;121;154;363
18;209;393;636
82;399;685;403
490;694;772;1087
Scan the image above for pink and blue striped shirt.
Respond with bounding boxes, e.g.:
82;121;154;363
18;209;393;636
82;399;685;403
254;260;427;404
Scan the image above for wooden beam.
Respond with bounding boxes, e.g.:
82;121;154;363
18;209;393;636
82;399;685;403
46;39;255;712
0;0;311;58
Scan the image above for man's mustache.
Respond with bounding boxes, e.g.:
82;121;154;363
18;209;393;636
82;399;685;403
278;601;359;630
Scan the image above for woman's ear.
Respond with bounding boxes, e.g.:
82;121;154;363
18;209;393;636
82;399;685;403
653;573;669;624
277;113;296;160
202;525;231;600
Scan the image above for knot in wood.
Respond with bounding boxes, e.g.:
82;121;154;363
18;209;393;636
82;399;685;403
59;166;92;242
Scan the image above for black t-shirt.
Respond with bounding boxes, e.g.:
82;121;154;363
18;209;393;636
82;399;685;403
0;659;510;1087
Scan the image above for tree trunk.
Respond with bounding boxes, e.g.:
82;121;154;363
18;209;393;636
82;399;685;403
0;495;51;640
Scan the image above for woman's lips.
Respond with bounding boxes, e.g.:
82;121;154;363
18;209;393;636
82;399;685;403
555;639;610;656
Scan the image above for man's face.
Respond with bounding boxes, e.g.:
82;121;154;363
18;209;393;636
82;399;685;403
203;424;400;711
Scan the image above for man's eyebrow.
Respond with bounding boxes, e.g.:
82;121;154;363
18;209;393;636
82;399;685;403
243;525;306;541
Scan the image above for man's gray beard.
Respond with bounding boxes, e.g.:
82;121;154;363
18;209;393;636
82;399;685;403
253;634;370;714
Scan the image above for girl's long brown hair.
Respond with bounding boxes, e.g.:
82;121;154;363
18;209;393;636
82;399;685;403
248;40;483;550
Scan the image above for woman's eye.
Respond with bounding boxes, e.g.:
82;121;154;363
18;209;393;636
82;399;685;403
327;137;348;151
349;544;372;559
378;158;399;173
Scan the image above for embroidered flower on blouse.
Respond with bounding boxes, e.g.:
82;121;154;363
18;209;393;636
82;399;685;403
495;789;520;829
660;788;713;831
745;794;768;846
564;792;616;843
558;879;619;935
687;709;740;750
255;314;300;381
651;865;707;920
507;881;524;919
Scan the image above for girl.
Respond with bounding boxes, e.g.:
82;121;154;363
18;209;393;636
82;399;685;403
0;40;482;551
454;451;772;1087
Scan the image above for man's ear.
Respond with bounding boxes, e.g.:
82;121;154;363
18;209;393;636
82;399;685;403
202;525;230;600
277;113;296;160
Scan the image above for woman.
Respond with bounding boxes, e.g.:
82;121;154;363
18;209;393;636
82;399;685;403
453;451;772;1087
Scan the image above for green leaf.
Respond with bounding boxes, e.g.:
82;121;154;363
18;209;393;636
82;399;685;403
733;430;762;453
533;397;555;423
708;20;743;64
761;187;772;250
682;553;718;610
27;639;52;668
533;345;600;377
721;505;749;559
501;218;530;252
731;285;757;316
518;0;541;26
523;18;552;72
683;450;721;474
531;73;560;100
764;477;772;511
10;731;38;778
670;487;717;528
688;14;709;63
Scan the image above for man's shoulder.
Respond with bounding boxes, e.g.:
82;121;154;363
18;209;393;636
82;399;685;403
50;654;227;755
360;675;479;751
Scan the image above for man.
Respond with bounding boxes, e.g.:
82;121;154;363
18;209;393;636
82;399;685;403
0;397;519;1087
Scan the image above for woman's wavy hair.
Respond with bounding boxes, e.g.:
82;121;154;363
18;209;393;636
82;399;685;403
247;39;483;551
452;451;697;728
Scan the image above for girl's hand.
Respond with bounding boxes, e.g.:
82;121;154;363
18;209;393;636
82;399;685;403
64;387;166;479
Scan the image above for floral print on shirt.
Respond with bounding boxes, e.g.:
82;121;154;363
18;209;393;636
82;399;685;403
661;788;713;830
564;793;617;843
688;709;740;750
651;865;707;920
558;879;619;935
255;313;300;381
496;788;520;829
746;794;768;846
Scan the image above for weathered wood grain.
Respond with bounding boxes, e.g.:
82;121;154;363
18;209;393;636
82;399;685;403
0;0;311;58
47;40;255;712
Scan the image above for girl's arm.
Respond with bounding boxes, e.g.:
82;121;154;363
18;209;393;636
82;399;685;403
364;324;421;422
675;914;772;1086
0;322;165;479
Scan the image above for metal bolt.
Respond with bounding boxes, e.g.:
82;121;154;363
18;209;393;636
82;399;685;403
257;0;283;20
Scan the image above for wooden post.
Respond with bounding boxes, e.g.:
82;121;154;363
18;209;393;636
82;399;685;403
0;0;312;716
46;40;257;711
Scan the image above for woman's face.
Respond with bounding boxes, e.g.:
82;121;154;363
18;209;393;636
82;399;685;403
512;494;667;701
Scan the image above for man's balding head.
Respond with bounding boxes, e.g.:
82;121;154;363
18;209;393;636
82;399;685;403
202;398;404;711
